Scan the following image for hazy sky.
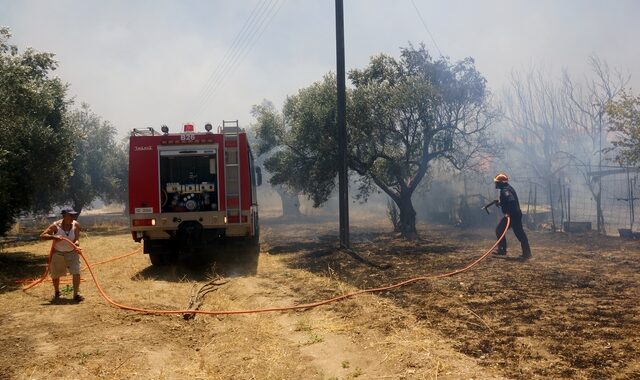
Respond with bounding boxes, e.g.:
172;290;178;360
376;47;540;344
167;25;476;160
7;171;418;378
1;0;639;137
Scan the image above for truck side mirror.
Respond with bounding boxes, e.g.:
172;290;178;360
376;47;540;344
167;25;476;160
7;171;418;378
255;166;262;186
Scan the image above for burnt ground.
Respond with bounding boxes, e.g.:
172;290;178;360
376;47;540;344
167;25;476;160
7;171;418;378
0;215;638;379
268;220;640;380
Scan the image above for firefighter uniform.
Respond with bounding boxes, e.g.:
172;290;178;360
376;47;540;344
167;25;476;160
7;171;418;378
493;173;531;259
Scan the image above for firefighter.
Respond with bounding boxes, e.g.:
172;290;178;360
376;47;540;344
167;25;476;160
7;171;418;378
39;208;84;302
492;173;531;259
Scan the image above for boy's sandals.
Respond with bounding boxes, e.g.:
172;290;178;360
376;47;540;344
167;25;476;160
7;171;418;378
73;294;84;302
53;291;61;300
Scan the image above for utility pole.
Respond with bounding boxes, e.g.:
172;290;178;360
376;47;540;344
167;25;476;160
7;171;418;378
335;0;350;248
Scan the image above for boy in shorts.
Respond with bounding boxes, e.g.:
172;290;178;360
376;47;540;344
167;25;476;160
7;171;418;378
40;208;83;302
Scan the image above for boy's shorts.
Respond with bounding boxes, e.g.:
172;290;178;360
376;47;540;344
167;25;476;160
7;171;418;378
50;250;81;278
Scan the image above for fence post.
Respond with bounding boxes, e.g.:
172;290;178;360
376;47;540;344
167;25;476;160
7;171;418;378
533;184;538;230
549;180;556;232
567;186;571;229
559;178;565;231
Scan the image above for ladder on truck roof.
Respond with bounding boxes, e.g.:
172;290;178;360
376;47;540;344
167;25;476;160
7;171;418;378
222;120;242;224
131;127;160;136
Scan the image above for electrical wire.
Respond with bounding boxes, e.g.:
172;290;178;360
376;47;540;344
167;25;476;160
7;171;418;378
410;0;444;58
190;0;274;117
197;0;286;116
192;0;287;120
190;1;269;106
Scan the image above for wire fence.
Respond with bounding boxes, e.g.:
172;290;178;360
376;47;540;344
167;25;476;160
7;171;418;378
442;166;640;237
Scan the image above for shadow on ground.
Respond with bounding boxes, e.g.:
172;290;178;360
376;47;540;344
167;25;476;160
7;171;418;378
261;214;336;226
266;222;640;380
0;250;48;294
132;240;260;282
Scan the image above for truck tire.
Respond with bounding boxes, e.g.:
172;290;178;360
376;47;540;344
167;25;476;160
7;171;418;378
145;239;179;266
249;227;260;250
240;234;260;274
149;252;168;266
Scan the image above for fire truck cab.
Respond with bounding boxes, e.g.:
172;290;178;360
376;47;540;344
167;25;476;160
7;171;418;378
128;120;261;265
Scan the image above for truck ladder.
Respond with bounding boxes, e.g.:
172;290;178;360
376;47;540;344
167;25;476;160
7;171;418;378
221;120;242;224
131;127;159;136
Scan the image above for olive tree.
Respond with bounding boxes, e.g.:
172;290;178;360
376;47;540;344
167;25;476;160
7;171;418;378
251;100;303;218
0;27;73;234
562;56;629;232
348;45;497;236
255;45;497;238
607;90;640;166
61;104;123;213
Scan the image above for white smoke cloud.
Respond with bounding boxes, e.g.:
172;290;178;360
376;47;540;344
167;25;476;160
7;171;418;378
1;0;638;137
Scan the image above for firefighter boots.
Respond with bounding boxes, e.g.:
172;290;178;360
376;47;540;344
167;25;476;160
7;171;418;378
492;247;507;256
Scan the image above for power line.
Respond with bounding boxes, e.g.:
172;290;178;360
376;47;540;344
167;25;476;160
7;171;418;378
189;0;274;119
198;0;282;113
204;0;286;103
195;0;277;112
194;0;286;121
410;0;444;58
191;1;268;106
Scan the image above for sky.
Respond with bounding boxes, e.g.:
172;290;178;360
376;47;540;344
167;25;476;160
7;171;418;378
1;0;639;138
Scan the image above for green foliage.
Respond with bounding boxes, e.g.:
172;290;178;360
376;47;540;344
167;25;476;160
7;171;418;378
103;138;129;206
252;44;496;236
62;104;125;211
60;284;73;296
251;100;285;157
0;27;74;234
607;90;640;166
252;76;340;207
348;44;495;202
386;199;400;232
250;101;303;217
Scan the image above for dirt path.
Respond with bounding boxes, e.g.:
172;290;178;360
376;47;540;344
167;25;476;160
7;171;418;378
1;220;503;380
1;217;638;379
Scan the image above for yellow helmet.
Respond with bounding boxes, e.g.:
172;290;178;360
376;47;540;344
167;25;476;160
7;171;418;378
493;173;509;183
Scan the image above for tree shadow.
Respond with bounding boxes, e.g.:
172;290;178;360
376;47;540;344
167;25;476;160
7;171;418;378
268;241;334;255
490;255;530;262
261;214;336;226
0;250;47;294
80;226;131;237
268;227;473;289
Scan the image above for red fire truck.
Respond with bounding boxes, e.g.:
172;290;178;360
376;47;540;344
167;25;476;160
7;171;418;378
128;120;261;265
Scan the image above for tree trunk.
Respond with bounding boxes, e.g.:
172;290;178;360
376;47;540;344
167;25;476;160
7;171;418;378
586;176;605;235
275;186;300;218
397;191;417;239
548;180;556;232
73;203;84;215
71;196;84;215
596;191;605;234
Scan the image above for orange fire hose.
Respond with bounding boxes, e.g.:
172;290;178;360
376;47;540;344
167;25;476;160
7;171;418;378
20;245;141;289
23;217;510;316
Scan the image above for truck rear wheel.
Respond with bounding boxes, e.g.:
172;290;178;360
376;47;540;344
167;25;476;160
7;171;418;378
149;252;168;266
145;239;179;266
239;233;260;274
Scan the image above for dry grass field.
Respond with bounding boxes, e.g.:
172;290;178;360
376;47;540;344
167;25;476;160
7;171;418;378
1;213;639;379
